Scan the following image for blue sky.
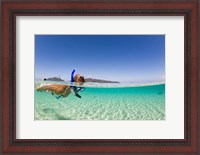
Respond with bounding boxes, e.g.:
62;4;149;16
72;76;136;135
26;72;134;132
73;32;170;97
35;35;165;82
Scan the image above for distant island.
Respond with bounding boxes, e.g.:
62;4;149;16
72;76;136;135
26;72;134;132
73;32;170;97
43;77;64;81
85;78;120;83
43;77;119;83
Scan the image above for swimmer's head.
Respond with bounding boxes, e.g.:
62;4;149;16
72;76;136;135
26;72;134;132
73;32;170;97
74;74;85;85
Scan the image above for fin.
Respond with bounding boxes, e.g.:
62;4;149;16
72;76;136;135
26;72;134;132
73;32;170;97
56;94;64;99
77;87;85;92
56;95;61;99
80;88;85;92
75;93;81;98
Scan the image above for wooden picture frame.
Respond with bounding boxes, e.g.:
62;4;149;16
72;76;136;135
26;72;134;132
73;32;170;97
0;0;199;154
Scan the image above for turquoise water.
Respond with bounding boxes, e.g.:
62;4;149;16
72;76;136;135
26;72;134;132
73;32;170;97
35;82;165;120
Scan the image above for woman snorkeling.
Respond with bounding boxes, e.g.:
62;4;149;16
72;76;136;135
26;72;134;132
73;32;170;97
36;69;85;99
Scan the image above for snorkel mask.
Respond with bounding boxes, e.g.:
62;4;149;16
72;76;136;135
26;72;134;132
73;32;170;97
70;69;84;98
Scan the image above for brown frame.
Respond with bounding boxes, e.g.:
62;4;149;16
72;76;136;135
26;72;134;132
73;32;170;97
0;0;199;154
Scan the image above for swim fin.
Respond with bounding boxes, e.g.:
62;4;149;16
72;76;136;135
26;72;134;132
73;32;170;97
75;94;81;98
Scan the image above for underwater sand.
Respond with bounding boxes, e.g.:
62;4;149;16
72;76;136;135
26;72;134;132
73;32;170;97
35;81;165;120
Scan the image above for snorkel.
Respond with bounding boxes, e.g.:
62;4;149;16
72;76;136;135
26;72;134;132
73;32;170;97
71;69;76;83
70;69;76;91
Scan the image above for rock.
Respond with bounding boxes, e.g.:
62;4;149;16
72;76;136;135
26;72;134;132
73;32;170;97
43;77;64;81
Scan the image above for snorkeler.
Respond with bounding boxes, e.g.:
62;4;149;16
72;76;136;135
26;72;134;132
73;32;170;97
70;69;85;98
36;69;85;99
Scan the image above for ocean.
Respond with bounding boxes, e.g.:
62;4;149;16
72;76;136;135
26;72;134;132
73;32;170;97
35;81;165;120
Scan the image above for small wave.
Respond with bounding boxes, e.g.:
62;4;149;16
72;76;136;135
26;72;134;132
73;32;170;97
72;82;165;88
35;80;165;88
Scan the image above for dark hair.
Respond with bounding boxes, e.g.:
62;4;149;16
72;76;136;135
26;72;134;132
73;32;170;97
74;74;85;83
78;76;85;82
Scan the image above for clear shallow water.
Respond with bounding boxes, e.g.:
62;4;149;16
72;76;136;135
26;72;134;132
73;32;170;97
35;81;165;120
